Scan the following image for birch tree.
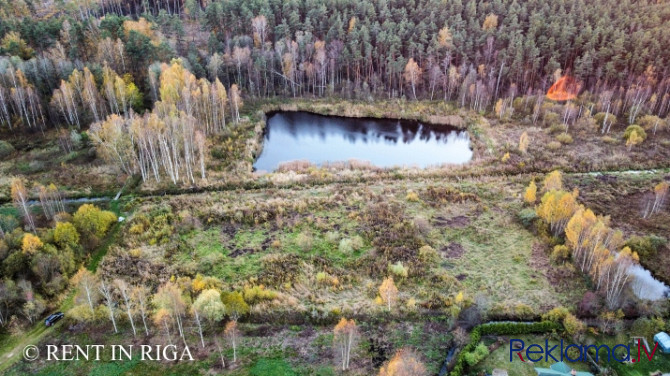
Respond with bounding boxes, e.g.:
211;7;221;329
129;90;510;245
99;279;118;333
333;318;358;371
11;179;35;231
114;279;136;337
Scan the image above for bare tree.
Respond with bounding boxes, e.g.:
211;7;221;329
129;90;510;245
99;279;118;333
114;279;136;337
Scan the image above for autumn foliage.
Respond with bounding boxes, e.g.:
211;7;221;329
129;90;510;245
379;348;427;376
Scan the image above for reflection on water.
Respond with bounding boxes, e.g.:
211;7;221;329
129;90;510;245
629;265;670;300
253;112;473;172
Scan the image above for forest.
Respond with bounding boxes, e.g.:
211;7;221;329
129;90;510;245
1;1;670;375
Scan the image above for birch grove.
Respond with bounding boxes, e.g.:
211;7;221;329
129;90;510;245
90;61;240;183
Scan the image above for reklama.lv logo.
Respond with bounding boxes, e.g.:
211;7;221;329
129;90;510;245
510;339;660;363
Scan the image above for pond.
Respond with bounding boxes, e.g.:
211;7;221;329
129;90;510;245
253;111;472;172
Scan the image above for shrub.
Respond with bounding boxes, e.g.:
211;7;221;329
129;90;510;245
463;343;489;366
547;141;561;150
593;112;617;129
555;133;573;144
405;191;419;202
388;261;409;278
551;244;570;263
548;123;565;134
602;136;619;144
623;124;647;141
517;208;538;228
625;235;667;260
73;204;117;239
563;313;585;336
418;245;438;263
53;222;80;249
350;235;364;250
338;238;353;253
637;115;666;132
295;231;313;251
21;234;43;254
0;140;14;158
542;306;570;323
242;285;278;304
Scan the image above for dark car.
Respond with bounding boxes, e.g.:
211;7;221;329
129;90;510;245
45;312;64;327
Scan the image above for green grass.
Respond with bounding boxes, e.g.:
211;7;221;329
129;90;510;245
87;221;121;272
474;335;593;376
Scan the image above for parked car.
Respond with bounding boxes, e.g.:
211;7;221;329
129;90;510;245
45;312;64;327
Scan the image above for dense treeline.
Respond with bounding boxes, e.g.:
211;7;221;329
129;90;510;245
1;0;670;134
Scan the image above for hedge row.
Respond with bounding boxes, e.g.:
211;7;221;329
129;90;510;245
449;321;563;376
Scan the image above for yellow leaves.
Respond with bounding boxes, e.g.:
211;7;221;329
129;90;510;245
1;31;34;59
153;307;171;326
123;17;161;45
22;233;43;254
437;26;453;49
536;189;579;236
378;277;398;310
523;180;537;204
348;17;357;33
482;13;499;32
334;317;356;335
224;320;238;335
454;291;464;305
403;58;422;84
542;170;563;191
379;348;427;376
501;152;510;162
626;129;644;150
654;181;669;196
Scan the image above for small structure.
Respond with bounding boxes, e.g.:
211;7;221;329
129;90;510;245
534;362;593;376
492;369;508;376
653;332;670;354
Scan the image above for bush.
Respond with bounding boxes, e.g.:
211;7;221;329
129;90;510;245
388;261;408;278
563;313;585;336
625;235;667;260
53;222;80;249
623;124;647;141
547;141;562;150
295;231;313;251
551;244;570;263
593;112;617;129
405;191;419;202
555;133;573;144
548;123;565;134
242;285;278;304
602;136;619;144
73;204;117;239
418;245;439;263
542;306;570;323
0;140;14;158
463;343;489;366
637;115;666;132
517;208;538;228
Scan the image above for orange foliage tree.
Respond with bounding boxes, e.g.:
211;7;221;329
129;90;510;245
333;318;358;371
378;348;427;376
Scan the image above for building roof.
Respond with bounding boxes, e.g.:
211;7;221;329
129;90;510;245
534;362;594;376
654;332;670;351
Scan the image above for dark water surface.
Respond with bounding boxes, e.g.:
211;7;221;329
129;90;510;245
253;111;472;171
